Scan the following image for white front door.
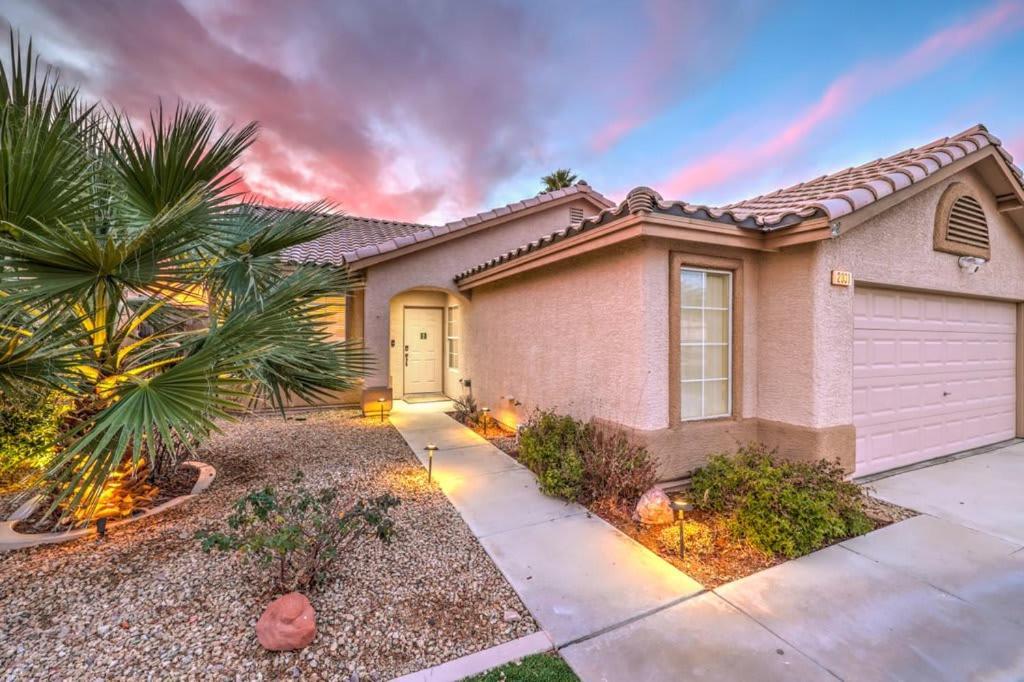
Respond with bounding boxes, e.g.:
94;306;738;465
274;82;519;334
404;307;443;394
853;287;1016;477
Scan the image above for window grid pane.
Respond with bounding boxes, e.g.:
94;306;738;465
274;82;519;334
680;268;732;421
447;306;459;370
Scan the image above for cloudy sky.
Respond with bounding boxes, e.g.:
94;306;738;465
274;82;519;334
3;0;1023;224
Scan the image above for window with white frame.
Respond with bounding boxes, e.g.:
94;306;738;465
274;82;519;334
680;268;732;420
447;305;459;370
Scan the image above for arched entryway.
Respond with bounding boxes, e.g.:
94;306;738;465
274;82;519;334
387;287;470;401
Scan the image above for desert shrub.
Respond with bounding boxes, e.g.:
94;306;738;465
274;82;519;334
452;393;479;425
580;429;656;508
0;392;68;490
690;443;873;558
519;409;589;500
197;474;399;592
519;411;657;506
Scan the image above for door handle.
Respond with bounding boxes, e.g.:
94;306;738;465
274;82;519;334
405;352;409;367
943;391;951;397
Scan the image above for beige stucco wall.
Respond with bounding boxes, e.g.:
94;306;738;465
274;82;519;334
467;241;653;430
362;197;602;397
466;238;762;433
812;166;1024;430
755;244;819;426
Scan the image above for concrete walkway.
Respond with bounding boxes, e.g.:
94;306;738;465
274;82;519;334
389;401;702;649
566;444;1024;681
391;404;1024;680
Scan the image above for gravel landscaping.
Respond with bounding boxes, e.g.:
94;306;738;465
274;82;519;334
0;410;536;680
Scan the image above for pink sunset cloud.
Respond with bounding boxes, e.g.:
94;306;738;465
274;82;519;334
5;0;554;221
661;0;1024;200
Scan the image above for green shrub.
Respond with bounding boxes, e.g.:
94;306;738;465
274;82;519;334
519;410;589;500
197;473;400;592
690;443;873;558
0;392;68;490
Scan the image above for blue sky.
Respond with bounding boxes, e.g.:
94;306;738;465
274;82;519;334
3;0;1022;223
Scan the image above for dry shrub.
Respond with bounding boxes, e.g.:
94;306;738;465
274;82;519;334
518;410;656;509
580;428;656;510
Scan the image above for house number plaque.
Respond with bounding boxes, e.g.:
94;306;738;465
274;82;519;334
831;270;852;287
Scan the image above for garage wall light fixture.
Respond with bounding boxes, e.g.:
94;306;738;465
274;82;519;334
958;256;987;273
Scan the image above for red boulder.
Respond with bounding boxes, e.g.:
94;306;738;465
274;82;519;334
255;592;316;651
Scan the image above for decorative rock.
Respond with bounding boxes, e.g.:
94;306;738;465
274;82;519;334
255;592;316;651
634;487;674;526
502;609;521;623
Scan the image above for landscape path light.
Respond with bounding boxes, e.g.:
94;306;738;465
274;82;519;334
377;397;386;423
425;443;437;483
670;499;694;559
481;407;491;436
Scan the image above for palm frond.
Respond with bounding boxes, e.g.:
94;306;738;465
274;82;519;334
206;200;347;306
0;30;98;231
105;103;258;220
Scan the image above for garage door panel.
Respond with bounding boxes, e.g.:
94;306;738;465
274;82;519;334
855;331;1013;372
854;288;1016;477
855;292;1015;334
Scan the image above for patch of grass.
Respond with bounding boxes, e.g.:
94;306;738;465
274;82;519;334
462;653;578;682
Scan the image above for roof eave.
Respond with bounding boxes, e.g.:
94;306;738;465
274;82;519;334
825;145;1024;238
346;190;612;271
456;212;789;290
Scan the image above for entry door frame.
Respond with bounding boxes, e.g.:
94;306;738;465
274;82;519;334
403;305;444;395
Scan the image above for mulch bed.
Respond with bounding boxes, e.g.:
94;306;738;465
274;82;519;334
12;464;201;535
588;492;918;589
589;502;782;588
446;412;519;453
0;410;536;680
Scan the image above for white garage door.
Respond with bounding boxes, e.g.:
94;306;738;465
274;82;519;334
853;287;1016;477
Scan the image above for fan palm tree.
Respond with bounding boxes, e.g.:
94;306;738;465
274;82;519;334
540;168;578;193
0;33;370;520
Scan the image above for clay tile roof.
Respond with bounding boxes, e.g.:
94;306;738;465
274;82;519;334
454;124;1023;283
279;212;433;266
277;182;613;266
719;124;1020;227
336;181;613;264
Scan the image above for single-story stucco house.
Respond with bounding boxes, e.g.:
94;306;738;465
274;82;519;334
286;124;1024;481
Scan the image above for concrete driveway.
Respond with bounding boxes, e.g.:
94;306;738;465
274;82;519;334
563;444;1024;681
